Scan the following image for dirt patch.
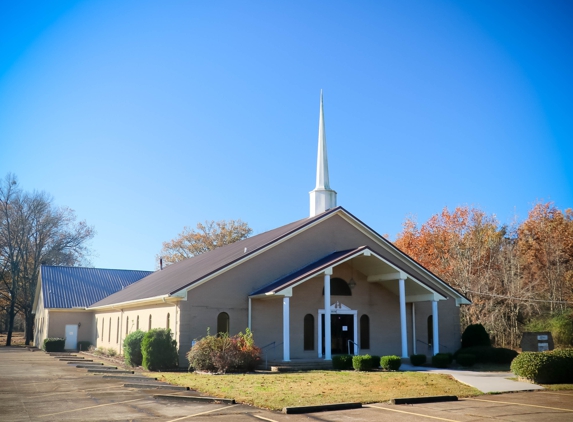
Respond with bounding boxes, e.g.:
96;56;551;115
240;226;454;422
0;331;27;347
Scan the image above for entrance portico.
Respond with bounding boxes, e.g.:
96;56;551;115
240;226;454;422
249;245;448;361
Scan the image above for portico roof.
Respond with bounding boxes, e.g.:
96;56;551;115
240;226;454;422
250;245;448;302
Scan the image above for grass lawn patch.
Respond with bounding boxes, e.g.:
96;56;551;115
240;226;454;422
153;371;481;410
540;384;573;390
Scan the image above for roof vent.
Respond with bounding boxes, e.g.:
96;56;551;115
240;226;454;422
244;247;248;253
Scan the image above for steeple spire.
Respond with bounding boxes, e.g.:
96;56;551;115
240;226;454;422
309;90;337;217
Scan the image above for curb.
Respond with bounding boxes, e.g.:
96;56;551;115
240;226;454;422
282;402;362;414
154;394;235;404
124;383;189;391
88;369;134;374
101;375;158;381
391;396;458;405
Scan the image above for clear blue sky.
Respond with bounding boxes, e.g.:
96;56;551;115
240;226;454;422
1;0;571;271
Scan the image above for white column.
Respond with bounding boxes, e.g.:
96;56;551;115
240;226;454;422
324;268;332;360
432;300;439;356
399;278;408;358
248;297;252;330
411;302;417;355
283;297;290;362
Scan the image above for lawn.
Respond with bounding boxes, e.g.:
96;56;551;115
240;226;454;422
155;370;481;410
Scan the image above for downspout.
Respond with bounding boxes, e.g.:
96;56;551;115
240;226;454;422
248;297;252;330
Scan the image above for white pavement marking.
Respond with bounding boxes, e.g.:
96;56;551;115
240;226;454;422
166;404;239;421
37;398;145;418
466;397;573;412
365;404;462;421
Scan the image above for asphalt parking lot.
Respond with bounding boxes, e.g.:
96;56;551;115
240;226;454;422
2;347;573;421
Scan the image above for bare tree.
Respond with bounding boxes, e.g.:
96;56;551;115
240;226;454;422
0;174;94;345
158;220;252;266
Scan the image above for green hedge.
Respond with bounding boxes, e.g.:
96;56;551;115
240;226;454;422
369;355;381;369
461;324;491;348
511;349;573;384
432;353;451;368
381;355;401;371
410;354;427;366
353;354;373;371
142;329;179;371
123;330;145;367
332;354;354;370
43;338;65;352
455;353;476;367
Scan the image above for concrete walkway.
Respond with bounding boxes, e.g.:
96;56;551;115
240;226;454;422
401;363;545;393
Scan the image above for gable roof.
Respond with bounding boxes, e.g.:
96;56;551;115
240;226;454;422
39;266;153;309
89;206;469;309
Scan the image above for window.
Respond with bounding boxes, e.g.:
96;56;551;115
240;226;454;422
96;318;98;339
166;313;170;330
303;314;314;350
217;312;229;335
126;316;129;335
148;315;152;331
101;318;105;340
136;315;139;330
360;315;370;349
108;318;111;342
116;317;120;343
428;316;433;346
321;278;352;296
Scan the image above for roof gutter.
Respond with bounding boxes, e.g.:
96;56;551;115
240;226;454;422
88;294;178;311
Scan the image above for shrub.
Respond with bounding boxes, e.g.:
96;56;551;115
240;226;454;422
77;341;91;351
369;355;381;369
332;354;354;370
461;324;491;348
511;349;573;384
410;354;427;366
352;354;373;371
456;354;476;367
381;355;401;371
43;338;65;352
432;353;451;368
142;329;179;371
187;329;261;373
123;330;145;367
106;348;117;357
492;347;518;364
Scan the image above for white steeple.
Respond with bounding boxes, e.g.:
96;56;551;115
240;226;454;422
309;90;337;217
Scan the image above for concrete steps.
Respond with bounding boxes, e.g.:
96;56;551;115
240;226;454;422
264;359;333;372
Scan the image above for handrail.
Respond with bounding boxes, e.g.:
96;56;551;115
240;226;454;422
416;339;448;350
260;341;283;369
347;339;359;355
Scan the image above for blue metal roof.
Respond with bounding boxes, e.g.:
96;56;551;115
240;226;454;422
41;266;154;309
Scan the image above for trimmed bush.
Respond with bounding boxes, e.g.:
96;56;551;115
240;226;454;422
492;347;518;364
511;349;573;384
187;329;261;373
43;338;65;352
456;353;476;367
332;354;354;370
432;353;451;368
77;341;91;351
381;355;402;371
461;324;491;348
369;355;381;369
123;330;145;367
142;329;179;371
352;354;373;371
410;354;427;366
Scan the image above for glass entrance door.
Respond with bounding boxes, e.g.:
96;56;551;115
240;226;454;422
321;314;355;355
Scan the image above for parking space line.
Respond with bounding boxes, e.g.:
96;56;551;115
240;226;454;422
166;404;239;421
465;398;573;412
31;385;125;398
37;398;145;417
252;414;279;422
365;404;461;421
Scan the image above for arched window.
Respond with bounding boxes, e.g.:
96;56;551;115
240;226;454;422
321;278;352;296
136;315;139;330
126;316;129;335
360;314;370;349
101;318;104;340
304;314;314;350
96;318;98;339
166;313;170;330
428;315;433;346
116;317;120;343
108;318;111;342
217;312;229;335
148;315;152;331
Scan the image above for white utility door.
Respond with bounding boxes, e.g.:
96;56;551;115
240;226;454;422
64;324;78;350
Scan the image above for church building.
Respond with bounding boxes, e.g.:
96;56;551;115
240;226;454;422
34;93;470;364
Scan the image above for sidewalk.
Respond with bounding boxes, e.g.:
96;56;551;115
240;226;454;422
401;363;545;393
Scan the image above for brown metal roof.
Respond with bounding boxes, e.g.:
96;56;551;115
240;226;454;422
89;207;342;308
